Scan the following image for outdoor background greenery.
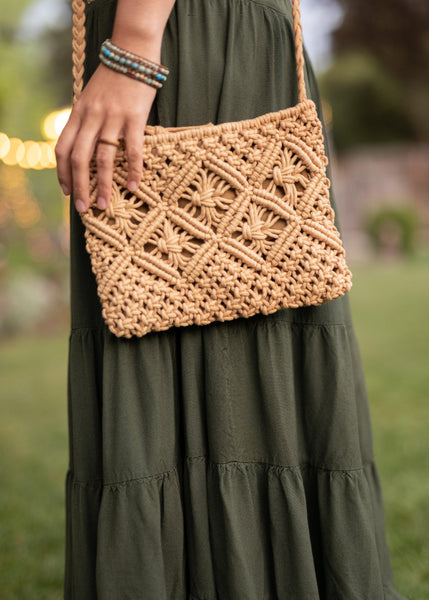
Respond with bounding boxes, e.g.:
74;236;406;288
1;256;428;599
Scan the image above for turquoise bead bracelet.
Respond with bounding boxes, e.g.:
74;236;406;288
103;39;169;76
100;39;168;85
101;47;167;83
99;52;164;89
99;39;169;89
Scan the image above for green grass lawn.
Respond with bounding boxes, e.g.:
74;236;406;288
0;256;428;599
0;332;68;600
348;256;429;600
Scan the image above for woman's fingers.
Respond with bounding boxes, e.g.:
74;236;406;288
97;114;146;206
95;120;124;209
55;108;82;196
125;118;145;192
70;116;103;212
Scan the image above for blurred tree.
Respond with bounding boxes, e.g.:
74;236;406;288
41;25;73;107
331;0;429;83
21;0;73;109
0;0;34;27
319;51;414;150
0;0;72;136
324;0;429;143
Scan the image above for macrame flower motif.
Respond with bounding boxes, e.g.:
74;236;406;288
237;203;283;255
146;220;202;270
268;148;310;207
181;170;235;228
102;182;145;239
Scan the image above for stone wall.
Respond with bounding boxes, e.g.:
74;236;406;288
328;142;429;259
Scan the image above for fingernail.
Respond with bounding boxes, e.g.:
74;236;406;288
97;197;107;209
75;199;86;213
128;180;138;192
60;183;70;196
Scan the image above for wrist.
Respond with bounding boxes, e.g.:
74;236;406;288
110;26;163;63
110;0;176;62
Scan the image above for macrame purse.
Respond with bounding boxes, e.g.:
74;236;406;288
71;0;352;338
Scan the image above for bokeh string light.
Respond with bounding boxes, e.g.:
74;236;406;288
0;108;72;257
0;165;42;229
0;107;71;170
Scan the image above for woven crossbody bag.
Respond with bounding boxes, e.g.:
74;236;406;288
71;0;352;338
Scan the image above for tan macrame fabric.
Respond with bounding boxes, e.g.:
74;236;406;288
71;0;352;338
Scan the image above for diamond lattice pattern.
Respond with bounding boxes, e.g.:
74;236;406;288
82;101;352;337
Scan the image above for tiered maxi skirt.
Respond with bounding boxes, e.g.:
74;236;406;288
65;0;407;598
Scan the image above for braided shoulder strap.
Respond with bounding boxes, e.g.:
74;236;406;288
71;0;308;105
72;0;86;103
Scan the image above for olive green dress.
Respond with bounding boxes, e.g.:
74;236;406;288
65;0;406;598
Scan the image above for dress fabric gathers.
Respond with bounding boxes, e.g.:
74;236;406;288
65;0;407;598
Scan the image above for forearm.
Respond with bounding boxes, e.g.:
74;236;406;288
111;0;177;61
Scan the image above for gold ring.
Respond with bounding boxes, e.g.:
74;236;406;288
98;137;120;147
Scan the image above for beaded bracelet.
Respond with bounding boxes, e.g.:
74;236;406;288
99;52;164;89
99;39;169;89
103;39;169;77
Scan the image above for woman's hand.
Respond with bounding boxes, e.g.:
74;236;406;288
56;0;176;213
55;62;157;213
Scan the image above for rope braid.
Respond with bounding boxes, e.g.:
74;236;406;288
290;0;307;103
72;0;86;103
